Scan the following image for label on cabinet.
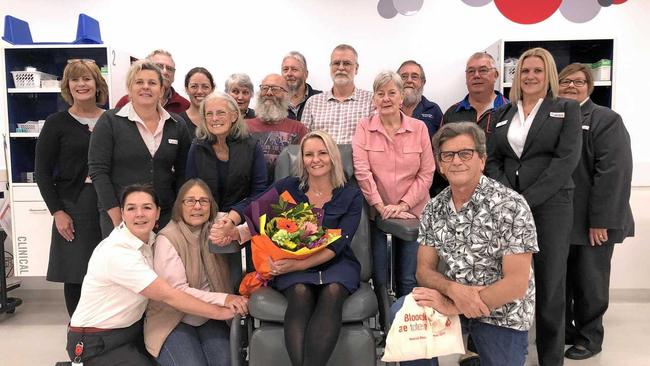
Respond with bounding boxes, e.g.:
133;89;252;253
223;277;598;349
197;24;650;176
12;201;53;276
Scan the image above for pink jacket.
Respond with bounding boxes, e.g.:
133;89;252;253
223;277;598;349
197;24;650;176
352;113;435;218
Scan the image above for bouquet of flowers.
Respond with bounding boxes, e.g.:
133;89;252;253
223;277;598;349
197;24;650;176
238;188;341;296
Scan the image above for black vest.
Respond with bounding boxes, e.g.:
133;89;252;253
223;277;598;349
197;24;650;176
193;137;256;211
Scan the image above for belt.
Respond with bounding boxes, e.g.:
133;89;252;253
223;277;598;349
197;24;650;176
68;325;112;333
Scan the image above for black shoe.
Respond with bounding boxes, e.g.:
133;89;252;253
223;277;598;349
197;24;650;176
564;345;599;360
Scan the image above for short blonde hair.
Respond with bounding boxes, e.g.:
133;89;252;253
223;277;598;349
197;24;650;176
60;60;108;105
295;131;346;189
125;59;164;90
196;91;249;142
509;47;559;101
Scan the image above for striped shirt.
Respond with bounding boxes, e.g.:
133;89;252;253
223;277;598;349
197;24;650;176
301;87;373;144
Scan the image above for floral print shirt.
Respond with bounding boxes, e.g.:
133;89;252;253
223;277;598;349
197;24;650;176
419;175;538;331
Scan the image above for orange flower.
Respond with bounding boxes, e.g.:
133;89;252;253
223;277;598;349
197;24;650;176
277;218;298;233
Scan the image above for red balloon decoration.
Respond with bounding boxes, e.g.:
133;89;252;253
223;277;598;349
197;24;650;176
494;0;563;24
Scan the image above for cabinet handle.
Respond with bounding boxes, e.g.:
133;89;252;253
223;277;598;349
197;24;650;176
28;208;48;213
112;50;116;66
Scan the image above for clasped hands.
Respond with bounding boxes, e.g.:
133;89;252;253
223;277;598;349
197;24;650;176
412;283;489;318
209;217;239;246
375;202;416;220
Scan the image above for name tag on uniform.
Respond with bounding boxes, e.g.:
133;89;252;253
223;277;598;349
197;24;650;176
550;112;565;118
496;120;508;128
582;125;590;130
421;113;433;118
168;139;178;145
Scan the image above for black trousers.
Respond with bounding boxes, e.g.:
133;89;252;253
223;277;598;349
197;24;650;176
565;243;615;353
531;189;573;366
66;320;154;366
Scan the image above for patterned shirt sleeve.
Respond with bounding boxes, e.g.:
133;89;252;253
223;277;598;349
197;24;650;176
418;199;437;247
496;195;539;256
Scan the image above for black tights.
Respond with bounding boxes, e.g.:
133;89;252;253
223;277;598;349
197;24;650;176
63;283;82;317
282;283;349;366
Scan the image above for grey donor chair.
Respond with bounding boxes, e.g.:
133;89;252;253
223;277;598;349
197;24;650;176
229;144;379;366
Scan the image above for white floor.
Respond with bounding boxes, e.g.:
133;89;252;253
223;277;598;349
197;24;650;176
1;289;649;365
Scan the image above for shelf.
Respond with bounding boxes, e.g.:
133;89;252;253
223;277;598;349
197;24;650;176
8;87;60;93
9;133;39;138
501;80;611;88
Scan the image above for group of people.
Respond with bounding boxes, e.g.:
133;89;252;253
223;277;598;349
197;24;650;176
32;43;633;366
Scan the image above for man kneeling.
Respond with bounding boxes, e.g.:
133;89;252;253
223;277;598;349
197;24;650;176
392;122;538;366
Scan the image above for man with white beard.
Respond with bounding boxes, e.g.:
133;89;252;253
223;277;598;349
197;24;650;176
246;73;309;183
301;44;373;144
281;51;322;121
397;60;443;139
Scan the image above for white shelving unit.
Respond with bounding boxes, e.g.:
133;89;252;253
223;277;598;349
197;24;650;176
487;38;615;108
0;42;130;276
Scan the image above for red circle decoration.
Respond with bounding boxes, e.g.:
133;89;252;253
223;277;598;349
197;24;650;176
494;0;563;24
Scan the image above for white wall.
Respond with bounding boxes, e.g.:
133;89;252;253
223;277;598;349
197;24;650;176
1;0;648;287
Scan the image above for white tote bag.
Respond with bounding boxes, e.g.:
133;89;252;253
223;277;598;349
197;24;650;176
382;294;465;362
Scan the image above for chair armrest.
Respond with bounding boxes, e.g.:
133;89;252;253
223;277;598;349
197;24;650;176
230;314;243;366
209;240;242;254
375;217;420;242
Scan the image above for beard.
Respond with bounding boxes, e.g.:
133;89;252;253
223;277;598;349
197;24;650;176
287;78;305;94
403;87;422;107
256;95;290;122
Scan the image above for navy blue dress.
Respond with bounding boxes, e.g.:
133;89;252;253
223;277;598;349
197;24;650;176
234;176;362;293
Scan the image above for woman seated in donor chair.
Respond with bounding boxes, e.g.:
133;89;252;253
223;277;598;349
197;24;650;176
211;130;363;366
67;184;236;365
145;178;249;366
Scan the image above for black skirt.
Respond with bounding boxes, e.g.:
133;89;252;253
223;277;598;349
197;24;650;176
46;184;102;283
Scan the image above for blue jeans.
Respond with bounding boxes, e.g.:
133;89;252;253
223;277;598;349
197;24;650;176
371;223;419;297
157;320;230;366
389;296;529;366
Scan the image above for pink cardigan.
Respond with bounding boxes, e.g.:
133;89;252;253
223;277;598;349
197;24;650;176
352;113;435;218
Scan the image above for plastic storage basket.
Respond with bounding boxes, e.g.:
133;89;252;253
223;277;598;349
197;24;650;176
11;70;57;88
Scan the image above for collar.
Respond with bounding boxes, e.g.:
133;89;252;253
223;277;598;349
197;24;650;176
580;97;590;106
114;222;156;250
325;87;360;102
367;112;416;133
446;175;488;213
455;90;507;112
116;101;171;122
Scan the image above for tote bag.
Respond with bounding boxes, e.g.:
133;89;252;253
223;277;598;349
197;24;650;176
382;294;465;362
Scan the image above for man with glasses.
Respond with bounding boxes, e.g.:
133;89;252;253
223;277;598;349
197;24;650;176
432;52;509;197
115;49;190;114
301;44;372;144
397;60;443;138
393;122;538;366
246;73;309;183
441;52;508;134
281;51;322;121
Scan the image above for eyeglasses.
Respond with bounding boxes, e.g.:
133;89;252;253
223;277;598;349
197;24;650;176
400;73;422;81
155;63;176;73
439;149;477;163
330;60;355;68
465;67;495;76
67;58;96;64
205;110;230;119
182;198;210;207
559;78;587;87
259;85;287;95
